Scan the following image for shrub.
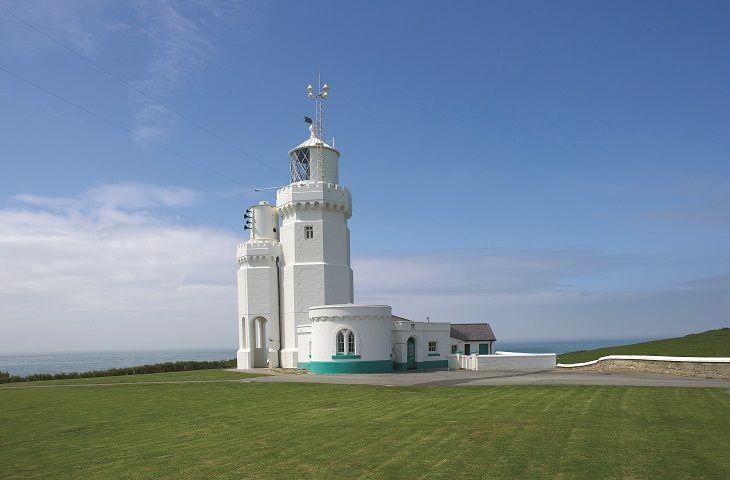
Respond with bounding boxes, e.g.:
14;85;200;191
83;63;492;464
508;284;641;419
0;358;236;384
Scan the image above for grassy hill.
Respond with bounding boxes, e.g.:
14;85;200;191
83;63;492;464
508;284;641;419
558;328;730;364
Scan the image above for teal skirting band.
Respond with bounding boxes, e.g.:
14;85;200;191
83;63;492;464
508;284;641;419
309;360;393;374
394;360;449;371
297;362;310;370
421;360;449;369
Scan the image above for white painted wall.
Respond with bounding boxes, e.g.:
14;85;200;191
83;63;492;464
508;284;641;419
455;352;556;371
296;324;312;366
276;180;354;368
391;319;451;367
236;239;282;369
309;304;392;364
557;354;730;367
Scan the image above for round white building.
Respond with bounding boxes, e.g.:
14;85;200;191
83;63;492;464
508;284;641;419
304;305;393;374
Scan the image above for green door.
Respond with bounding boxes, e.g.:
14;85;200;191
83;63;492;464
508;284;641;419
479;343;489;355
407;337;417;370
464;343;471;355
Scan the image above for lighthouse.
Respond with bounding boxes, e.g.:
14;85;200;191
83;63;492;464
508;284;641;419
236;82;354;369
236;82;454;373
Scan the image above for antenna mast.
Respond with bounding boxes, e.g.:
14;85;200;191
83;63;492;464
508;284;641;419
306;80;329;140
306;79;330;182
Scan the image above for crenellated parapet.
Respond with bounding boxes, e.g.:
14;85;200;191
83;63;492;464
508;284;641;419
276;181;352;218
308;304;392;323
236;239;282;266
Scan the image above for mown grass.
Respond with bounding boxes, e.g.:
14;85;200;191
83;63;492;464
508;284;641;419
0;371;728;479
558;327;730;364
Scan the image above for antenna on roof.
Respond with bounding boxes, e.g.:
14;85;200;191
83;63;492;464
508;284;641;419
306;75;331;183
306;78;329;140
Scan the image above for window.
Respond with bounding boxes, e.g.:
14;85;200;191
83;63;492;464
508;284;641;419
347;331;355;354
336;331;345;354
451;345;458;354
291;148;310;182
305;225;314;239
335;329;356;356
428;341;437;352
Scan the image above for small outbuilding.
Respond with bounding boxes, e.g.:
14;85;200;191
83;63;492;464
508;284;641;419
450;323;496;355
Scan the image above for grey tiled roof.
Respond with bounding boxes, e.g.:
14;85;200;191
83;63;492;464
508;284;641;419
449;323;496;341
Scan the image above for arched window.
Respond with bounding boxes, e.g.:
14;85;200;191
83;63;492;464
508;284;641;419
347;331;355;354
336;331;345;354
335;329;357;356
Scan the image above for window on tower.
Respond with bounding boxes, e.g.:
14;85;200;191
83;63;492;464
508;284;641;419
290;148;310;182
305;225;314;239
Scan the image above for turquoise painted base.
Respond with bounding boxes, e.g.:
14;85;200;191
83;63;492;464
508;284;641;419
297;362;310;370
309;360;393;374
421;360;449;369
393;360;449;371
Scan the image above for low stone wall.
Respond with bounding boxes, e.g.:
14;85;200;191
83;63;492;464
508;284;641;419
558;355;730;380
564;359;730;379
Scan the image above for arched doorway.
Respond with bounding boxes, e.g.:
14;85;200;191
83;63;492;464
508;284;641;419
253;317;268;368
407;337;417;370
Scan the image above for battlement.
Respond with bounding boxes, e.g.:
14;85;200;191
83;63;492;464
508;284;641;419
236;239;282;264
276;181;352;218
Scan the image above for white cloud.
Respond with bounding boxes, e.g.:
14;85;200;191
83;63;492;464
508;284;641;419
0;183;238;352
86;182;201;209
1;183;726;352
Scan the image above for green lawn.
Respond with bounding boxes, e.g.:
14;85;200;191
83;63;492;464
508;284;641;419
1;371;728;479
558;327;730;364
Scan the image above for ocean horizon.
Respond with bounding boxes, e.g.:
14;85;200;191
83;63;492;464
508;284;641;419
0;338;653;377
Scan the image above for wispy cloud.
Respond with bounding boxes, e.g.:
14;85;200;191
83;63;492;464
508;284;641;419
126;0;254;143
0;0;119;56
1;1;254;143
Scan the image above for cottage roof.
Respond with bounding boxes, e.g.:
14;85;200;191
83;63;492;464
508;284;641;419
449;323;496;342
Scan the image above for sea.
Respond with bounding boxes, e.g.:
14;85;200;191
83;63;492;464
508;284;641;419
0;338;651;377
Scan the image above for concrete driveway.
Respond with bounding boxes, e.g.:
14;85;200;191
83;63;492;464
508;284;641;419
239;368;730;389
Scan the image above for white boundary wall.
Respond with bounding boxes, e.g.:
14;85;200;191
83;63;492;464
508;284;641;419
452;351;556;371
557;355;730;368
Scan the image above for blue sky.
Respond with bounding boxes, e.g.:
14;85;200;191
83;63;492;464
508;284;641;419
0;0;728;352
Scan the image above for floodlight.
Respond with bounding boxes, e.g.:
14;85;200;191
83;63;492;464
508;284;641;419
322;84;329;92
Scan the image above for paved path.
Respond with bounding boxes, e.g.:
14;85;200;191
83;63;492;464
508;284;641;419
240;368;730;389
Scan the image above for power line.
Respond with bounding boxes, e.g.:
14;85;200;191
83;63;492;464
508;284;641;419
0;5;286;176
0;64;256;189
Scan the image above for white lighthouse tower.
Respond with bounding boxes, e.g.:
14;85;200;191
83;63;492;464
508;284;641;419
236;82;354;369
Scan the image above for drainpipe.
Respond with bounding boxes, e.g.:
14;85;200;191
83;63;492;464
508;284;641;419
276;256;283;368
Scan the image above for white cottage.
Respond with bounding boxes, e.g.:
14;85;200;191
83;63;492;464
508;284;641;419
235;82;493;374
